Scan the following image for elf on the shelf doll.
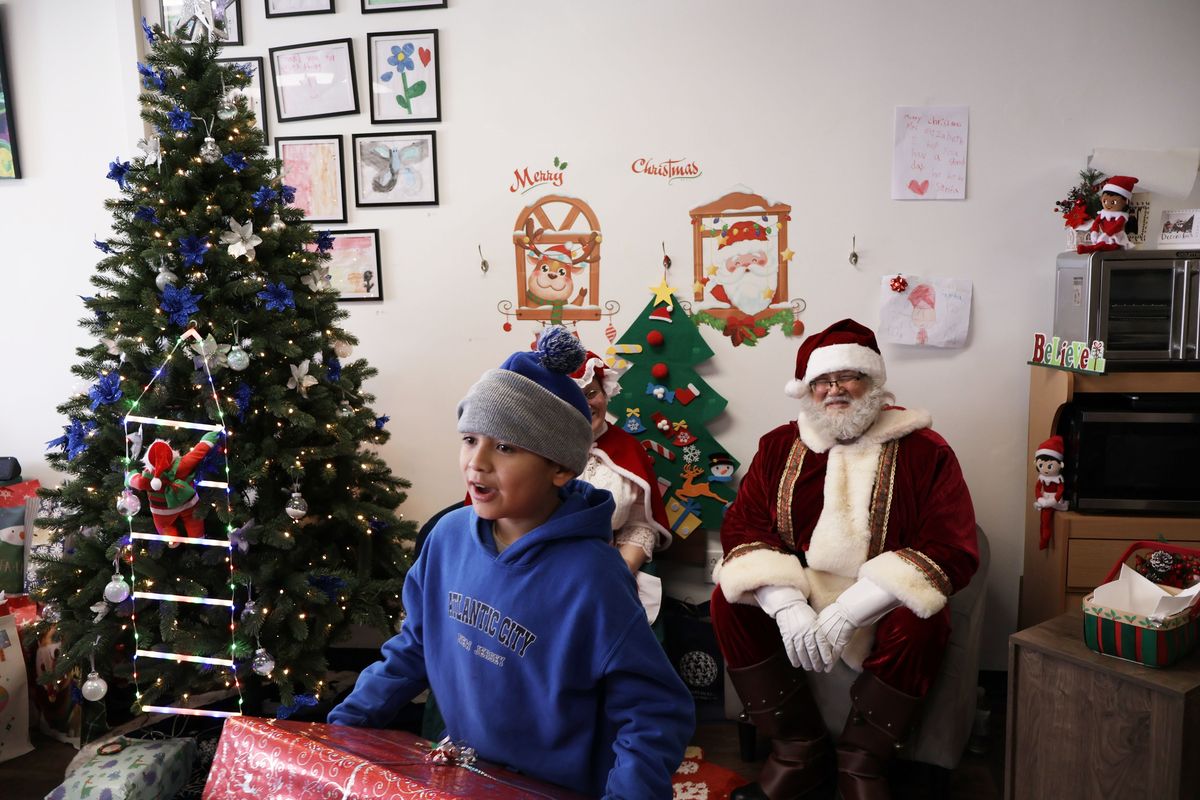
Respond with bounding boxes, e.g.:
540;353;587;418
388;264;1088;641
1077;175;1138;254
1033;435;1069;550
126;431;220;541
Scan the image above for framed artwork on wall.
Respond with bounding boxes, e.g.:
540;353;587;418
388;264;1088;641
0;21;20;179
362;0;446;12
160;0;243;45
318;229;384;301
269;39;359;122
216;57;269;143
275;135;347;223
351;131;438;207
367;30;441;124
266;0;335;17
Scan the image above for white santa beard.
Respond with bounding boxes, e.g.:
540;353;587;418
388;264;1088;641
799;384;889;442
717;269;777;316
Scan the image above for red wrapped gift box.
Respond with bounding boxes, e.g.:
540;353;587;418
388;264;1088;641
203;716;586;799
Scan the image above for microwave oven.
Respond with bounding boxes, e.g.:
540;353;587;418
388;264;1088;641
1059;392;1200;516
1053;249;1200;367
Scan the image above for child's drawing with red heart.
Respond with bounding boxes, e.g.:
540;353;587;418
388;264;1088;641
907;179;929;196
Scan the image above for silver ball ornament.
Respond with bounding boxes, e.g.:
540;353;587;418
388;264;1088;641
103;574;131;603
333;340;354;359
269;213;286;233
285;492;308;520
116;490;141;517
81;671;109;702
227;345;250;371
251;647;275;676
199;136;222;164
216;96;238;121
155;268;178;291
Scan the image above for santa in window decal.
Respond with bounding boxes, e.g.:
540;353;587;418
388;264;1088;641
689;191;803;346
510;194;602;328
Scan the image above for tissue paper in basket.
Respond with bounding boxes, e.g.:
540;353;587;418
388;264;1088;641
1082;564;1200;668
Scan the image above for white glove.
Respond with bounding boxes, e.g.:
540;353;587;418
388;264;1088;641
755;585;821;671
807;578;902;672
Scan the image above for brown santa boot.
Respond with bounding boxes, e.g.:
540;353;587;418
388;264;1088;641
728;652;834;800
834;672;922;800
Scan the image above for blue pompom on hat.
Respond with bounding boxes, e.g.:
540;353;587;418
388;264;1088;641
457;326;594;475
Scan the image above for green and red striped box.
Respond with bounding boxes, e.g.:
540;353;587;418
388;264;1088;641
1082;595;1200;668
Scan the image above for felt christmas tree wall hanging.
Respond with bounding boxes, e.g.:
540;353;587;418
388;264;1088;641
607;275;739;534
34;21;417;737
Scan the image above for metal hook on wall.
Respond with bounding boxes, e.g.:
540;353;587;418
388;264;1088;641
849;236;859;266
478;245;489;274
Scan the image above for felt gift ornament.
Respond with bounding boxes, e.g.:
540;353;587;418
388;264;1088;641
652;412;672;434
646;383;675;403
671;420;698;447
622;408;646;434
665;496;703;539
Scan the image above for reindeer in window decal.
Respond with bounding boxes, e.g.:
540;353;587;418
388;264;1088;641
510;195;603;328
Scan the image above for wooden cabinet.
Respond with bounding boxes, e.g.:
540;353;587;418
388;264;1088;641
1018;367;1200;629
1007;612;1200;800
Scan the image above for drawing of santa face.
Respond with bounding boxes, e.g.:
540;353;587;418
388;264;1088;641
526;249;580;302
0;524;24;547
703;220;778;316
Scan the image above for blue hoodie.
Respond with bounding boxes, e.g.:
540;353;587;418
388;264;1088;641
328;481;694;798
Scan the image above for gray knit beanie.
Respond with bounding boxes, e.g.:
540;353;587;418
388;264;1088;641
457;326;593;475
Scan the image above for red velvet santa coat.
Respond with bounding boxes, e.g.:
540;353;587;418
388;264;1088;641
714;407;977;632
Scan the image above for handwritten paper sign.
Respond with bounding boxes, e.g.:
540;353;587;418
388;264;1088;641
891;106;968;200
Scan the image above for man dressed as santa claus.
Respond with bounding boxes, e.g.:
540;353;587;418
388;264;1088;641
710;319;978;800
699;220;779;317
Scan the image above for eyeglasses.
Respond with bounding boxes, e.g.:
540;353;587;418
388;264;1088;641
809;373;865;392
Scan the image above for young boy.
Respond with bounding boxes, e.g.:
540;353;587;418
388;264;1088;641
328;327;695;798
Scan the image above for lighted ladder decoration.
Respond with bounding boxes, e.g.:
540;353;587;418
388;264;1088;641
121;327;244;719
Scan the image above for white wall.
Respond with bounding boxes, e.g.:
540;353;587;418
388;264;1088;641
4;0;1200;671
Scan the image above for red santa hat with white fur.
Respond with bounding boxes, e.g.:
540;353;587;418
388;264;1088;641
784;318;886;397
144;439;177;491
570;350;622;397
1100;175;1138;200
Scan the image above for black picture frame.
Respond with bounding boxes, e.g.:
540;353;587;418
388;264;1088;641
351;131;438;207
269;38;360;122
216;56;269;144
322;229;384;301
366;29;441;124
160;0;244;46
265;0;336;18
0;20;21;179
361;0;446;12
275;134;348;223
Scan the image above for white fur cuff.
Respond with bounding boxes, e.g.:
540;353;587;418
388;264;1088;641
715;547;809;604
858;551;948;619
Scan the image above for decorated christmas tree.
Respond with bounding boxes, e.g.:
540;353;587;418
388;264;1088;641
33;19;416;731
607;276;739;537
